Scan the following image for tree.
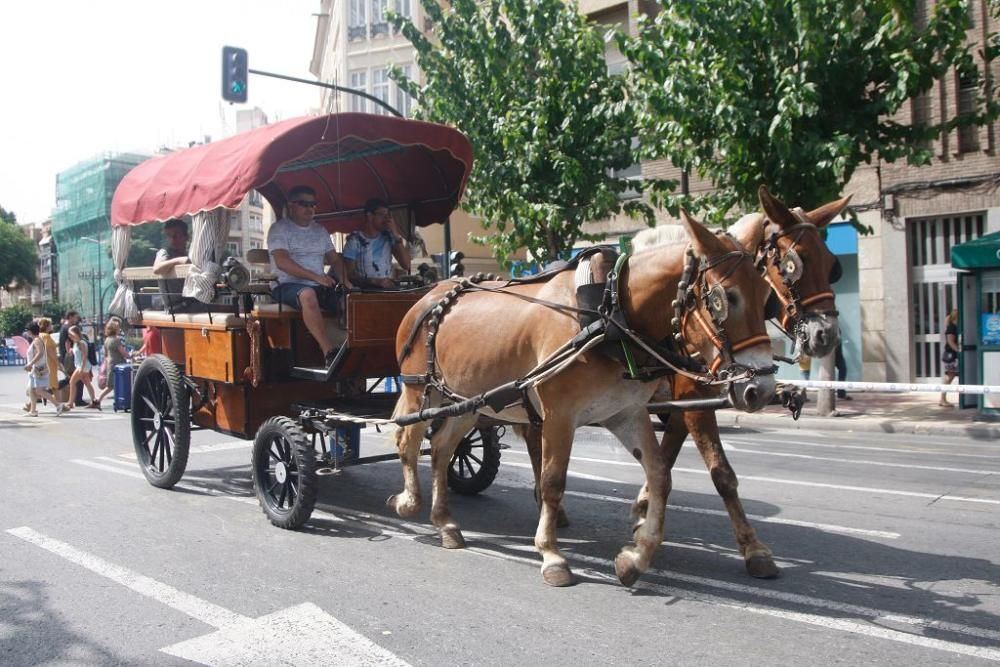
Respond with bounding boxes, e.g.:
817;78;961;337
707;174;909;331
39;300;79;323
0;303;34;338
620;0;998;225
127;221;163;266
0;207;38;288
392;0;653;265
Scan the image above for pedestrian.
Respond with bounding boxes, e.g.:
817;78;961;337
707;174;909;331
58;309;87;406
96;319;128;404
135;325;162;357
62;325;99;411
22;322;63;417
940;308;960;407
37;317;63;402
835;339;851;400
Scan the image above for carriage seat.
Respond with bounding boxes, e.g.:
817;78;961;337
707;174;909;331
136;310;247;330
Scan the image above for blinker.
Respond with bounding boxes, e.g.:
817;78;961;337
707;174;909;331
705;283;728;322
780;249;803;283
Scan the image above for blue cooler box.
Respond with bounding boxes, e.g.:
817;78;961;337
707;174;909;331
113;363;135;412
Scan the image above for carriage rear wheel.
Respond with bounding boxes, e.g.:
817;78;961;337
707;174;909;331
131;354;191;489
252;417;318;529
447;426;501;495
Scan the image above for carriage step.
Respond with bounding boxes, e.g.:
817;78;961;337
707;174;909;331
290;365;334;382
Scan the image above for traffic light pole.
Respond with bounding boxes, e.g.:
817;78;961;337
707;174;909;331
247;69;403;118
443;218;452;279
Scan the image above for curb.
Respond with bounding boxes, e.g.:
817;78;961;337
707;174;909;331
714;410;1000;439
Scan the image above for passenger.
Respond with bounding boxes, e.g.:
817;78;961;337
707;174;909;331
343;198;411;289
267;185;353;368
152;218;191;311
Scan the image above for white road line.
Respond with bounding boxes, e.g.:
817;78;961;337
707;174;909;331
503;450;1000;506
724;436;1000;460
721;443;994;475
563;489;901;539
69;459;1000;658
6;526;245;628
6;527;411;666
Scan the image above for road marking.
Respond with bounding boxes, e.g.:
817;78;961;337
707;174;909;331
69;459;1000;659
721;443;994;475
6;527;411;666
503;451;1000;506
724;436;1000;460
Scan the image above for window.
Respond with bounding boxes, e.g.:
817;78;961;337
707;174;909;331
956;71;979;153
349;0;366;28
249;240;262;250
226;242;240;258
372;68;391;115
395;64;414;118
371;0;389;36
350;70;368;112
230;212;241;230
911;91;932;149
249;213;263;233
394;0;410;21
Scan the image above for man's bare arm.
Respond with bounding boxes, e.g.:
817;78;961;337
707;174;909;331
272;249;334;287
324;249;353;288
152;255;189;276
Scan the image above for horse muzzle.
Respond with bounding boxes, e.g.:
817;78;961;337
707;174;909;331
727;347;777;413
799;311;840;358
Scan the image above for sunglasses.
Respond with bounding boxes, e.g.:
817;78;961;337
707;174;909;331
291;200;317;208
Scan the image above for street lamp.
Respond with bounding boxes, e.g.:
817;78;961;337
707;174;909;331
79;234;107;336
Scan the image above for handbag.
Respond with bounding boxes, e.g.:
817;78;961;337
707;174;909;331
97;357;109;389
942;347;958;363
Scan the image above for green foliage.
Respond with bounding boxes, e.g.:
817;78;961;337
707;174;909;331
127;222;163;266
0;216;38;288
0;205;16;226
0;303;34;337
621;0;997;225
39;300;78;322
391;0;653;265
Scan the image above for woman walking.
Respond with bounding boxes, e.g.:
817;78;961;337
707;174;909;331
38;318;61;401
940;309;961;407
23;322;63;416
96;319;128;405
62;325;99;411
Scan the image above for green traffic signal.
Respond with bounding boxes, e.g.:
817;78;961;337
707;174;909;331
221;46;248;103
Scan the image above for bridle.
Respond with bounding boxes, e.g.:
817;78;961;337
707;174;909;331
756;209;841;344
670;235;774;377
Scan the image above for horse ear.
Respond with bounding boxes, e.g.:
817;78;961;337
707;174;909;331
680;209;724;257
758;185;798;229
730;213;765;253
806;193;853;228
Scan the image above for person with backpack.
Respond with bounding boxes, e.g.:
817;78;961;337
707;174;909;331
62;326;99;411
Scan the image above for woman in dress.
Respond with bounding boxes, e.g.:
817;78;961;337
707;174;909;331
23;321;63;416
939;308;961;407
96;319;128;404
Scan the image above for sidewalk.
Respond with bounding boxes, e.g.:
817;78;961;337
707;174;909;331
716;389;1000;439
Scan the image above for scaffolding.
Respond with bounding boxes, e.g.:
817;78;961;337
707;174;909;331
51;152;148;324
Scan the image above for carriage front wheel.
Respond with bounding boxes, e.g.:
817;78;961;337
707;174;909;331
447;426;502;495
131;354;191;489
252;417;318;529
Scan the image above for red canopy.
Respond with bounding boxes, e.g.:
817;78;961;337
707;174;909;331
111;113;473;234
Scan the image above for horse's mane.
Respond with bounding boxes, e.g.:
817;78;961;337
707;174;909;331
630;213;764;252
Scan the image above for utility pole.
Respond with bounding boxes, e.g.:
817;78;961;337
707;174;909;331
80;233;107;338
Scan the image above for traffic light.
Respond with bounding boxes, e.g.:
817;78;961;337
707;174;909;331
448;251;465;278
222;46;248;103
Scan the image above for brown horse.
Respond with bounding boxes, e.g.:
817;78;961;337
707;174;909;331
534;186;852;580
389;212;776;587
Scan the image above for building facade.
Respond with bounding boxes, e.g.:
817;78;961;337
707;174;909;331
51;153;149;325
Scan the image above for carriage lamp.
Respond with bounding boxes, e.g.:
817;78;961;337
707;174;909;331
221;256;252;292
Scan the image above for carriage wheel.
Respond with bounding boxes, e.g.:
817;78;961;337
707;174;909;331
252;417;317;529
131;354;190;489
447;426;501;495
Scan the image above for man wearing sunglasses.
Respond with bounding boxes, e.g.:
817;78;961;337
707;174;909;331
343;198;410;289
267;185;352;368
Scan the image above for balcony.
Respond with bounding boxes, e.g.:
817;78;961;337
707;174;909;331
370;21;389;38
348;24;367;41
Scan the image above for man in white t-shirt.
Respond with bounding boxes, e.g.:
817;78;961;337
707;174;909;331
267;185;352;367
343;198;411;289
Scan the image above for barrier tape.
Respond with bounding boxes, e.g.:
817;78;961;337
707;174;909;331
781;379;999;395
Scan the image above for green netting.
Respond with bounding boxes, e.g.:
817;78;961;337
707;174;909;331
51;153;148;321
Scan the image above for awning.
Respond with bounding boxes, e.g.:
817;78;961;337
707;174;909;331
951;231;1000;270
110;113;473;234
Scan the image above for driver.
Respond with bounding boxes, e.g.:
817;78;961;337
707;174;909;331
343;198;411;289
267;185;353;368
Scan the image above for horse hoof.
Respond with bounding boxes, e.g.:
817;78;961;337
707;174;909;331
440;527;466;550
542;564;575;587
746;554;781;579
556;507;571;528
614;551;642;587
386;494;420;518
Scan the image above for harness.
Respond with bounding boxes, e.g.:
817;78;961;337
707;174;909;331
756;208;841;345
394;242;776;427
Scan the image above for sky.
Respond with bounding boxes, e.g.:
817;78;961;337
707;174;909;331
0;1;321;224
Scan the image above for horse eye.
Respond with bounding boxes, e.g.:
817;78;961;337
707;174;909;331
727;293;738;307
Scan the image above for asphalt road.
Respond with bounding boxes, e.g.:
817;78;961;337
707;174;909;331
1;366;998;666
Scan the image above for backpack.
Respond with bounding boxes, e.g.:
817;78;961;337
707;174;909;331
84;334;98;367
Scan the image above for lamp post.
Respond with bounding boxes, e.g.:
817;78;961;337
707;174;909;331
79;234;107;337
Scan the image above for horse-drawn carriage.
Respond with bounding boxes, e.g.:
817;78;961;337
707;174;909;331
109;112;850;588
109;113;500;529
